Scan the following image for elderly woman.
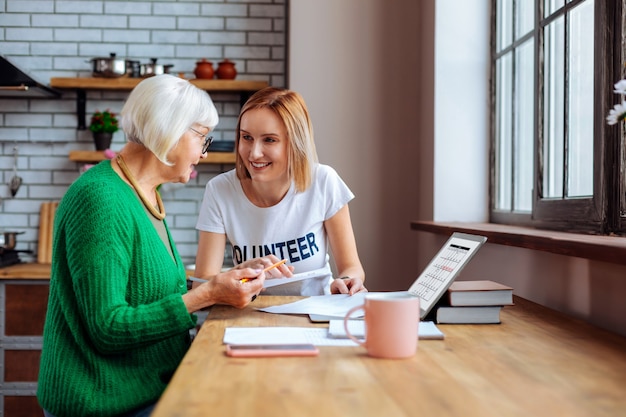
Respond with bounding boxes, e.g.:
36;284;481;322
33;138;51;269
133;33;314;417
37;74;268;417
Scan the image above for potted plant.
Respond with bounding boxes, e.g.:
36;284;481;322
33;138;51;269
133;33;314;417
89;109;119;150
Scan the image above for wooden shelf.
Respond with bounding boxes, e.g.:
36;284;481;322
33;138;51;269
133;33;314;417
49;77;268;130
69;150;236;165
50;77;268;92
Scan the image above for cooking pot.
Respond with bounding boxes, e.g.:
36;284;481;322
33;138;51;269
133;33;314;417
0;231;24;250
90;53;129;78
140;58;174;77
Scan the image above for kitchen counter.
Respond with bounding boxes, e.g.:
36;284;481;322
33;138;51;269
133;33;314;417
0;263;195;280
0;263;51;279
0;259;196;413
0;265;50;415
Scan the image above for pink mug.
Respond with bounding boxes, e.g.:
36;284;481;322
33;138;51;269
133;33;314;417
344;292;420;359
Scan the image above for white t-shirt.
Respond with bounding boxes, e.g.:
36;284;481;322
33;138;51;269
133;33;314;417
196;164;354;295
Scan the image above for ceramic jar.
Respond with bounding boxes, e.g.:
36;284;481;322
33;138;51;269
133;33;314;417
194;59;214;79
216;59;237;80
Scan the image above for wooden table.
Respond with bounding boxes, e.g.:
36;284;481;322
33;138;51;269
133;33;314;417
151;296;626;417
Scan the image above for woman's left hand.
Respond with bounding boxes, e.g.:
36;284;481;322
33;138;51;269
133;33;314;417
330;277;368;295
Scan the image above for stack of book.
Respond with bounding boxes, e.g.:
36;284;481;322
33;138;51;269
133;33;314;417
435;280;514;324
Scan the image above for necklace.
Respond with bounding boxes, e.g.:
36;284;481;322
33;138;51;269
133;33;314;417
116;154;166;220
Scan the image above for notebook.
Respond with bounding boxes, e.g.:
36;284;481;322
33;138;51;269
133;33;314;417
408;232;487;319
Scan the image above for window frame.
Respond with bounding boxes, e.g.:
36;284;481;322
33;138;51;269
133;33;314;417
489;0;624;235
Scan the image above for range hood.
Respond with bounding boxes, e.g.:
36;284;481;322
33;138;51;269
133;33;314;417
0;56;61;98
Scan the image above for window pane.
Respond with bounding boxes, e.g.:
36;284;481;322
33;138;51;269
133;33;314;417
496;0;513;52
545;0;565;16
515;1;534;40
514;40;535;212
543;16;565;198
567;0;594;197
495;53;513;210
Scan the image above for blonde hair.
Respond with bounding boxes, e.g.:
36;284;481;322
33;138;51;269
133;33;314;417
235;87;318;192
120;74;219;165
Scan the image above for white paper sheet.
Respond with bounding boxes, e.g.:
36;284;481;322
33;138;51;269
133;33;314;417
189;266;330;289
257;293;369;317
328;320;445;340
263;267;330;288
223;322;444;347
223;327;360;346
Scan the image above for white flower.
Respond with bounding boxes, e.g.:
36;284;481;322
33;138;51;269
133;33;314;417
614;79;626;95
606;101;626;125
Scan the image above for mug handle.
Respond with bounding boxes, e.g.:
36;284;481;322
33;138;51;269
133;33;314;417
344;305;366;347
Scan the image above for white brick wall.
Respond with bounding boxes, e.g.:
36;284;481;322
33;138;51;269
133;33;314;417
0;0;286;265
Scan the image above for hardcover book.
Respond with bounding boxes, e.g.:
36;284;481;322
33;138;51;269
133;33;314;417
447;280;513;306
436;306;502;324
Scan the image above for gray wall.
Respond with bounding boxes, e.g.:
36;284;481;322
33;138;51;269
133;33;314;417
0;0;286;265
290;0;428;292
289;0;626;337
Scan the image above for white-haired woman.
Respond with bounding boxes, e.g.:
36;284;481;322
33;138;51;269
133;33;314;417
38;74;268;417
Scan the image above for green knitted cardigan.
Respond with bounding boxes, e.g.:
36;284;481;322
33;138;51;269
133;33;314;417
37;160;197;417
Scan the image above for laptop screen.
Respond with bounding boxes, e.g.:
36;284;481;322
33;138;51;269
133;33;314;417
408;232;487;319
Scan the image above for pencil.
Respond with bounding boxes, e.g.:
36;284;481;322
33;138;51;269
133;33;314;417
241;259;287;283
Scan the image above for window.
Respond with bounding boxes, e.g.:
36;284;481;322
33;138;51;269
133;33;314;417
491;0;623;234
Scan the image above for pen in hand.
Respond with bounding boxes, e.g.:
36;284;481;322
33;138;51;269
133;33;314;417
240;259;287;283
188;259;288;285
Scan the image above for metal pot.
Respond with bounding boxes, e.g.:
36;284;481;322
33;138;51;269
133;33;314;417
140;58;174;77
125;60;141;77
90;53;128;78
0;231;24;250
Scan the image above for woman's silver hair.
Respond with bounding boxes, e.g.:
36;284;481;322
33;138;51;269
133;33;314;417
120;74;219;165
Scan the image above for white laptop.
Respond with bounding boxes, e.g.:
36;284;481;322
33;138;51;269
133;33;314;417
309;232;487;322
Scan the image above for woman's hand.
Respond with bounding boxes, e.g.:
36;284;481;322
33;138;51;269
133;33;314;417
236;255;293;279
331;277;368;295
183;267;266;312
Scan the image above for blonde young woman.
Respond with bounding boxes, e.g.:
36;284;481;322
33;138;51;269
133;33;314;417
195;87;366;296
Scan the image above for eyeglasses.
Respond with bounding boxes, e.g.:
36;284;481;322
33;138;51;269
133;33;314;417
189;127;213;154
